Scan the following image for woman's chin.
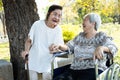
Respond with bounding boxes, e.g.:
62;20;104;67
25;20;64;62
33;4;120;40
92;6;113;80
53;23;58;26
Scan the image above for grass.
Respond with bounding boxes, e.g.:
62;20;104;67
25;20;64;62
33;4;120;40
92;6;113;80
0;42;10;61
100;23;120;64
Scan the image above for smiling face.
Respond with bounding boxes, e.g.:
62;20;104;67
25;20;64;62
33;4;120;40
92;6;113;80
82;16;95;34
46;9;62;28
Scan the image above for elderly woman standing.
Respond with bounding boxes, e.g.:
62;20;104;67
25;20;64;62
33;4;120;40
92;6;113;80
21;5;64;80
49;13;118;80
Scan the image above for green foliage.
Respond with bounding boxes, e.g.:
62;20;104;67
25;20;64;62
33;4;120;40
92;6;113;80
72;0;118;24
63;30;75;43
0;0;3;11
45;0;119;25
73;0;101;24
61;24;81;42
101;16;113;23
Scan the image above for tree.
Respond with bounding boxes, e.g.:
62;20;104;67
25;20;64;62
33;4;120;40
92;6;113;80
118;0;120;24
2;0;39;80
73;0;101;24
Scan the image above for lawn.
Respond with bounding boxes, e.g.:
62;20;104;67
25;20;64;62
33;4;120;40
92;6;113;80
100;23;120;64
0;42;10;61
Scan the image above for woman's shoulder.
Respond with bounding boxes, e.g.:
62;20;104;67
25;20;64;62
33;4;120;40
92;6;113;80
31;20;41;27
77;32;84;37
97;31;106;36
31;20;45;29
94;31;113;44
75;32;113;44
96;31;113;40
34;20;43;24
72;32;84;43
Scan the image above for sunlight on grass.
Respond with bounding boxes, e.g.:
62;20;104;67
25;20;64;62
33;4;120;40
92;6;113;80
99;23;120;64
0;42;10;61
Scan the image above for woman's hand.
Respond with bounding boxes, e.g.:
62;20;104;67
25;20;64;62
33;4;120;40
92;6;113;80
21;51;29;60
93;46;104;60
49;44;62;54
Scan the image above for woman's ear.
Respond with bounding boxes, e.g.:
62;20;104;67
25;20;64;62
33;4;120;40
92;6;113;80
92;22;96;26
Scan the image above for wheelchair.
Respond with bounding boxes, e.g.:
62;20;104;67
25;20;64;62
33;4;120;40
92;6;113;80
51;51;120;80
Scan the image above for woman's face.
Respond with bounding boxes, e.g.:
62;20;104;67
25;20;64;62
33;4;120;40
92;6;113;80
47;9;62;28
82;16;94;33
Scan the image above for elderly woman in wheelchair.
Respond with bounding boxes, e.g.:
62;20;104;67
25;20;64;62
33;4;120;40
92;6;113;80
49;13;118;80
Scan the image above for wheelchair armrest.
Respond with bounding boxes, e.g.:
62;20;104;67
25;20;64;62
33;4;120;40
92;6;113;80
53;50;69;58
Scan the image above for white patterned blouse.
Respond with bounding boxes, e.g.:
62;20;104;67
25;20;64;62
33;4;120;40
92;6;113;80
66;32;118;71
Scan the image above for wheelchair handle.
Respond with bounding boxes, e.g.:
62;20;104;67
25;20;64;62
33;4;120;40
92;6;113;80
53;50;69;57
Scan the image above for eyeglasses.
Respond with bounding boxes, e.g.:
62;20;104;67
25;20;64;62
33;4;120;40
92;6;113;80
51;12;62;19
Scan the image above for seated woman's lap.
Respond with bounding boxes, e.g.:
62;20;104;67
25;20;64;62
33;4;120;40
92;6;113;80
53;68;103;80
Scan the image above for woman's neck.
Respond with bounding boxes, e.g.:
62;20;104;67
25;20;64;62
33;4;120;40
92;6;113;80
85;31;97;39
45;20;55;28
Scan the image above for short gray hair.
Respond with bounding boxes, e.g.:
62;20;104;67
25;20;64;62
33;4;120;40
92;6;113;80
84;13;102;31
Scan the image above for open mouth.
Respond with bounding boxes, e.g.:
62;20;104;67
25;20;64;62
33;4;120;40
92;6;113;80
53;19;58;23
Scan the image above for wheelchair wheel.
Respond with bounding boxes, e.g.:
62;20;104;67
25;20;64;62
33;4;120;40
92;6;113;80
105;66;113;80
110;63;120;80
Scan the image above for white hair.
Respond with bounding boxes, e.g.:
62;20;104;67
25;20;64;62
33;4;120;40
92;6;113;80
84;13;102;31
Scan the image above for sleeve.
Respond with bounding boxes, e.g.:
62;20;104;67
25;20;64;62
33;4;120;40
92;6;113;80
54;27;64;45
66;34;80;53
28;21;37;44
58;27;64;44
103;37;118;56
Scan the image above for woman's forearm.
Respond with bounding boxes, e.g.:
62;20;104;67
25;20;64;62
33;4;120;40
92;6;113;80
59;44;69;51
25;37;32;52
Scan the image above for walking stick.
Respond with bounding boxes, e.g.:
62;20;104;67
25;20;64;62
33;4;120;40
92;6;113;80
25;54;30;80
95;59;99;80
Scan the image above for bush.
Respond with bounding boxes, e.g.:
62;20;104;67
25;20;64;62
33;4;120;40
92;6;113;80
101;15;113;23
61;24;81;42
63;30;75;43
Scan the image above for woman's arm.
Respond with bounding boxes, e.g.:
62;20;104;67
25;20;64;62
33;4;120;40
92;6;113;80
49;44;68;54
24;36;32;52
93;46;111;60
94;42;118;60
59;44;69;51
21;36;32;59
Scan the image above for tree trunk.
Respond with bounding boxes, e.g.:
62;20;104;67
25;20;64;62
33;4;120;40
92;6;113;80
2;0;39;80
